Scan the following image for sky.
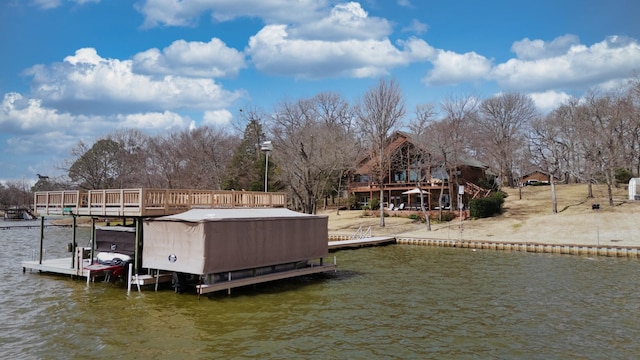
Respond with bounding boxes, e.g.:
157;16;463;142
1;0;639;183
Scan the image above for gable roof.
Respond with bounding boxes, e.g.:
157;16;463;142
353;131;487;174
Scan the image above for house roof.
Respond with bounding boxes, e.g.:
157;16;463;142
353;131;487;174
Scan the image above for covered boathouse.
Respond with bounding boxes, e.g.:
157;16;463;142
143;208;334;295
22;188;336;295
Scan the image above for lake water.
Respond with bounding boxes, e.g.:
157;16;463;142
2;221;640;359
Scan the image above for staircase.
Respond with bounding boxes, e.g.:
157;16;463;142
464;181;492;199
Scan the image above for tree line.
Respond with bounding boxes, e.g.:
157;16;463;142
10;72;640;214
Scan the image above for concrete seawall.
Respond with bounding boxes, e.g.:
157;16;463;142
395;237;640;258
328;234;640;258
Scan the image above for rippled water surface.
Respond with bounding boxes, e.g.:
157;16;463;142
2;222;640;359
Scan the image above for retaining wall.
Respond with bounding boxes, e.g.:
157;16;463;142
395;237;640;258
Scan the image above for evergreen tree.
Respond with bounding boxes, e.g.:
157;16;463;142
222;119;266;191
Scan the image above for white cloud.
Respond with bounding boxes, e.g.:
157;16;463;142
117;111;192;130
31;0;62;9
397;0;413;7
31;0;99;9
492;35;640;92
511;34;580;60
1;91;192;137
133;38;246;78
136;0;329;28
402;19;428;35
203;109;233;126
247;25;434;79
290;2;392;41
26;48;245;115
0;89;197;179
529;90;573;114
1;92;75;132
136;1;430;80
423;50;492;85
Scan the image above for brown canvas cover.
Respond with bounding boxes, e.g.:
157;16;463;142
142;208;328;275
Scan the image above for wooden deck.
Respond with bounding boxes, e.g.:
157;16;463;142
34;189;287;217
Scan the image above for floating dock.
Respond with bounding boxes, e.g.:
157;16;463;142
328;236;396;250
196;261;336;296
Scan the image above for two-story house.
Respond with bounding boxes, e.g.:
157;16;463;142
348;131;490;210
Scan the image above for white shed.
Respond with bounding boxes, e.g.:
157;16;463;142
629;178;640;200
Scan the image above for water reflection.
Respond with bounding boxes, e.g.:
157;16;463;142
2;227;640;359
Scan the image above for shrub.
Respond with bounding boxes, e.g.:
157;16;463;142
369;198;380;210
407;214;422;221
615;168;633;185
440;211;456;222
347;194;360;210
469;192;505;218
477;174;499;191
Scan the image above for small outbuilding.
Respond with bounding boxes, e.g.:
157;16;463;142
629;178;640;200
142;208;329;276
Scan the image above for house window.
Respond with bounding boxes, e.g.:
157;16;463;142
409;169;420;182
394;171;407;182
357;174;370;183
439;194;450;209
431;167;449;181
359;196;369;208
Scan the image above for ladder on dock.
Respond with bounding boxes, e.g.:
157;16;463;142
350;226;372;240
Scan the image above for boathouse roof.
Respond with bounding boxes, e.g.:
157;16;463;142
155;208;322;222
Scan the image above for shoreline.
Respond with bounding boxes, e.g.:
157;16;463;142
324;183;640;249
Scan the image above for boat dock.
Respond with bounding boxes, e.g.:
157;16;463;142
23;189;345;296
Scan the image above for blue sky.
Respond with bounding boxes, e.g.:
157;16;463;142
1;0;639;183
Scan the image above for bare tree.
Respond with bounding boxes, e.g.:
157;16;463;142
271;92;357;214
146;127;237;189
475;93;537;188
354;78;406;226
0;180;32;207
626;71;640;175
313;92;359;214
576;91;634;206
529;112;569;214
438;95;477;215
107;129;151;187
407;103;437;230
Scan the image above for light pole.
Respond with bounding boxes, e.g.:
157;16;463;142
261;141;273;192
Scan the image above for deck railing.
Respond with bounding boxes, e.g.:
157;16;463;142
34;189;287;217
